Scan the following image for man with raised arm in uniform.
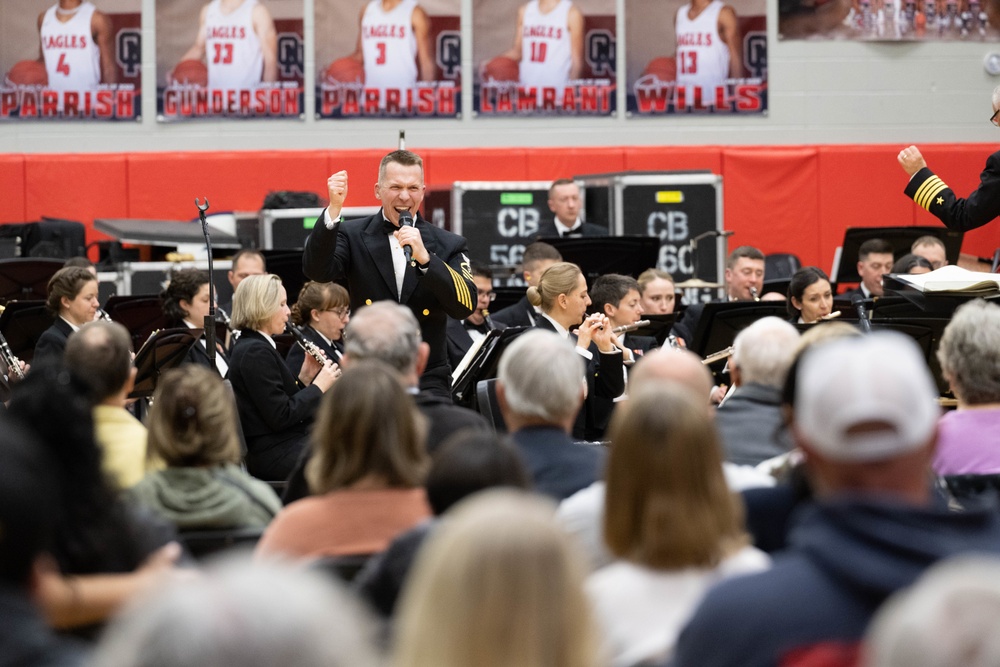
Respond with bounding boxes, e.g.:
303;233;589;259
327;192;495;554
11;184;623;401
302;150;477;399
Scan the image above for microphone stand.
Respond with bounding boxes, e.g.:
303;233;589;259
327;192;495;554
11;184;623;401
195;198;217;364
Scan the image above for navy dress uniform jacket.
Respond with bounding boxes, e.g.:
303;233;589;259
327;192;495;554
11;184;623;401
904;152;1000;232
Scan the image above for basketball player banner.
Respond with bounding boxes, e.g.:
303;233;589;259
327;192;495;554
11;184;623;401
315;0;460;119
625;0;767;116
0;0;141;121
156;0;305;122
472;0;616;117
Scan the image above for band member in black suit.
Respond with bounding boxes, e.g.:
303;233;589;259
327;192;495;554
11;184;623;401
838;238;893;301
219;249;267;319
160;268;229;377
284;281;350;375
33;266;99;368
491;241;562;328
533;179;609;238
528;262;624;441
228;274;340;481
302;150;477;399
445;263;507;369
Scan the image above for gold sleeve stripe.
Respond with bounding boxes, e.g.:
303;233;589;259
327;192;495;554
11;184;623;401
446;264;473;310
913;176;947;209
917;183;948;211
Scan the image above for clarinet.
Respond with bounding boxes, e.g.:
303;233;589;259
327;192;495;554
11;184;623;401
97;308;113;322
0;331;24;381
286;323;327;365
217;307;240;341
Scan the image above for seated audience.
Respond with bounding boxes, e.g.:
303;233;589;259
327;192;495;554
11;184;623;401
354;430;531;618
33;266;99;367
127;366;282;531
715;317;799;467
91;557;380;667
588;384;769;666
786;267;834;324
529;262;624;441
392;489;603;667
228;274;338;481
933;299;1000;475
490;241;562;328
64;321;149;489
673;332;1000;667
497;329;606;500
256;361;430;560
891;253;934;275
637;268;677;315
285;281;350;375
160;268;228;376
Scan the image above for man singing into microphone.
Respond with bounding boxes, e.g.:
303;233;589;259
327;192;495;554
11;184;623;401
303;150;477;398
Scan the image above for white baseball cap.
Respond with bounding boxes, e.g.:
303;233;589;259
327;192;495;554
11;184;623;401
794;331;940;462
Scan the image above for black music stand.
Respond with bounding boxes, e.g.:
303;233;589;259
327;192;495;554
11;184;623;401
104;295;170;353
261;250;311;307
871;318;951;396
632;313;679;346
0;300;53;362
542;237;661;283
129;327;201;398
832;227;963;285
491;285;525;314
689;301;790;358
0;258;65;305
451;326;530;410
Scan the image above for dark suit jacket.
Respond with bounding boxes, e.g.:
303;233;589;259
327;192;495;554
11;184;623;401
302;210;476;398
534;317;624;441
904;153;1000;232
533;220;610;238
228;329;323;481
715;383;793;466
587;332;657;437
445;317;507;370
490;295;537;328
284;325;342;377
510;425;606;501
670;302;704;346
622;333;657;358
32;317;73;367
169;321;229;376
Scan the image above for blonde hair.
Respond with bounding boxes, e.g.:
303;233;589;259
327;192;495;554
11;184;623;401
604;384;747;569
306;361;428;494
146;366;241;467
525;262;583;313
231;274;282;331
393;490;603;667
637;268;674;294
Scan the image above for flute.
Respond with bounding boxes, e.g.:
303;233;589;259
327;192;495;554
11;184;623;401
818;310;842;321
611;319;651;335
286;323;328;366
702;345;735;365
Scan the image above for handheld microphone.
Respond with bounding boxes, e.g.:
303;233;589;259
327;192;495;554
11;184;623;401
850;294;872;333
398;209;415;265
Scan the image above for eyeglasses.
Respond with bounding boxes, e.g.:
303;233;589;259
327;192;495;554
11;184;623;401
477;289;496;302
991;108;1000;126
325;307;350;317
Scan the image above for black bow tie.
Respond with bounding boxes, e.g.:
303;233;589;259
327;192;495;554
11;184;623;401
561;227;582;237
382;219;399;235
464;320;488;335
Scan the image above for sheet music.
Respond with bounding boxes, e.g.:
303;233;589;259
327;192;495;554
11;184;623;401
451;333;491;385
894;265;1000;295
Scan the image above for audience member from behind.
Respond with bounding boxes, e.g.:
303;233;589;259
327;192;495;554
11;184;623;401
865;556;1000;667
282;301;489;504
588;385;769;666
674;332;1000;667
91;556;380;667
528;262;624;441
715;317;800;466
933;299;1000;476
910;234;948;270
64;321;148;490
355;430;531;618
891;253;933;275
787;267;834;324
160;268;228;377
842;238;894;299
126;366;282;531
256;361;431;560
285;281;350;375
497;329;605;500
229;274;339;481
637;268;677;315
0;418;85;665
393;490;604;667
490;241;562;327
7;366;180;634
33;266;99;367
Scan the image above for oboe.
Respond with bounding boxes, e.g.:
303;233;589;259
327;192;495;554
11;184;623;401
483;308;496;331
0;331;25;381
287;323;327;365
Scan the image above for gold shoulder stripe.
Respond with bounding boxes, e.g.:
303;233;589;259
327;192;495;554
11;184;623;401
445;263;473;310
914;176;946;209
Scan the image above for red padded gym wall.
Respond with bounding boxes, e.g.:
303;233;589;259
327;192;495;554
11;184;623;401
0;155;25;223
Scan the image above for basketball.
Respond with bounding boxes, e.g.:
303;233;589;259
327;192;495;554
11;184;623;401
5;60;47;87
169;59;208;87
323;57;365;85
482;56;520;83
642;57;677;83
